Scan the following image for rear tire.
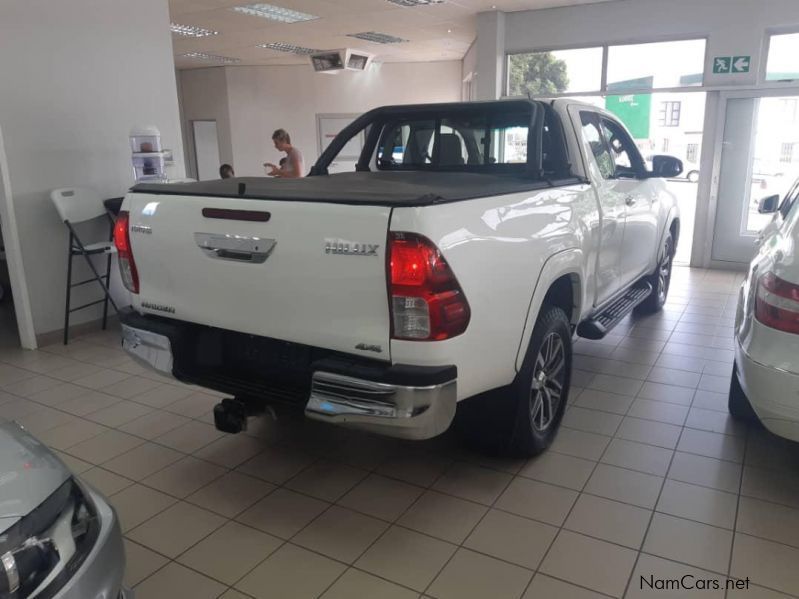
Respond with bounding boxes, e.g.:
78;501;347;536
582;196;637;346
687;170;699;183
455;306;572;457
634;232;673;316
729;363;758;422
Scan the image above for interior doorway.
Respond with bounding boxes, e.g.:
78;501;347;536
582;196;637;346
711;91;799;265
192;120;221;181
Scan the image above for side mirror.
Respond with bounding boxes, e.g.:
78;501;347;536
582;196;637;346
649;155;683;178
758;194;780;214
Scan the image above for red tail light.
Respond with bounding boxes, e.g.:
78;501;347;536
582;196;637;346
113;211;139;294
389;232;470;340
755;271;799;334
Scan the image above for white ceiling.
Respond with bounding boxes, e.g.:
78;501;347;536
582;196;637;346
170;0;618;69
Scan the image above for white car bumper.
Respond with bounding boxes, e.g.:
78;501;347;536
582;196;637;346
736;319;799;442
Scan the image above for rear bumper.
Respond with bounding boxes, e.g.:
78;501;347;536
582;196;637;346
119;309;456;440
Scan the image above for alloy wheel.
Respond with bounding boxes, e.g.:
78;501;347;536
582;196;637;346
529;332;566;432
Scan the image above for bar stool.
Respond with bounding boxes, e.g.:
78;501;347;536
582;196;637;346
50;187;118;344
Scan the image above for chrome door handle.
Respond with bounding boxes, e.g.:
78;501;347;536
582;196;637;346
194;232;276;264
625;196;636;206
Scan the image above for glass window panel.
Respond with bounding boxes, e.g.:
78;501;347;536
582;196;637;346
607;39;706;91
767;33;799;81
508;47;602;96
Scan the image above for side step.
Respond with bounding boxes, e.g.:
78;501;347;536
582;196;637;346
576;281;653;340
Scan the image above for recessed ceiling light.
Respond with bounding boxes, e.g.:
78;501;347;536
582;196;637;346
257;42;320;55
385;0;444;6
170;23;219;37
447;28;452;33
180;52;240;64
347;31;408;44
232;3;318;23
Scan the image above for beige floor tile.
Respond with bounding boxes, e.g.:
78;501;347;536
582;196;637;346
219;591;253;599
574;388;635;415
726;584;795;599
431;462;512;505
588;373;644;396
142;455;226;498
495;477;577;525
188;471;275;518
47;362;105;383
66;429;145;464
656;479;737;529
236;543;346;599
691;389;729;412
36;418;108;450
616;416;682;449
178;521;282;585
133;562;226;599
130;383;194;408
428;548;532;599
626;554;725;599
338;474;423;522
643;513;732;574
637;381;695;405
465;508;557;569
523;574;608;599
686;406;747;437
744;431;799;472
161;391;222;418
3;375;62;397
563;406;623;436
376;452;453;487
731;533;799;596
84;400;153;427
103;442;183;480
736;496;799;548
519;451;595;490
585;464;663;509
397;490;487;544
326;431;401;471
53;450;93;474
123;539;169;588
236;445;317;485
294;505;388;563
741;465;799;509
153;419;224;453
27;381;90;406
195;434;266;468
549;428;610;461
101;375;163;399
119;410;191;440
565;494;651;549
677;428;745;463
109;483;177;532
321;568;418;599
59;391;120;417
286;460;369;502
647;366;701;388
14;407;80;436
601;438;673;476
71;368;131;389
237;488;329;539
80;467;134;496
667;451;742;493
540;530;637;597
0;363;37;385
627;398;689;426
127;501;226;558
355;526;456;591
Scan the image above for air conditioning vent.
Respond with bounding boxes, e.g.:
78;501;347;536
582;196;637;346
347;31;408;44
309;49;374;73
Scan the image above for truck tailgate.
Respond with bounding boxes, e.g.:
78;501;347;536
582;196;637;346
125;193;392;360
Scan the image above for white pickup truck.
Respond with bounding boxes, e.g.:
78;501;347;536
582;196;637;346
115;99;681;456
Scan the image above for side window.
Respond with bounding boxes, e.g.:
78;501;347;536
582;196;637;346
600;117;643;178
780;180;799;219
580;112;614;180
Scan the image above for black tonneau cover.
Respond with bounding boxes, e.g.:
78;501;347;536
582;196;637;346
131;172;582;206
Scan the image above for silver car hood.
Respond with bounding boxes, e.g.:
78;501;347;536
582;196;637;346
0;422;70;526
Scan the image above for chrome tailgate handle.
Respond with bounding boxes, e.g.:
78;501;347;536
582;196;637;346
194;232;276;264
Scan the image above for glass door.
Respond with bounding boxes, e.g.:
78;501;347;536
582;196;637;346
712;92;799;264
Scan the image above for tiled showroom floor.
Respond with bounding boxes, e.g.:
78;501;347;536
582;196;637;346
2;267;799;599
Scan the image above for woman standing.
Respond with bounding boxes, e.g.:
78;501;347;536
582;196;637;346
265;129;304;178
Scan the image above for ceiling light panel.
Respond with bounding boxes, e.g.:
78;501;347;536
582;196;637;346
180;52;241;64
257;43;320;55
232;3;318;23
347;32;408;44
171;23;219;37
385;0;444;6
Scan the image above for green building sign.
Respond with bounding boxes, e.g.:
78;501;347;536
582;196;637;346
605;93;652;139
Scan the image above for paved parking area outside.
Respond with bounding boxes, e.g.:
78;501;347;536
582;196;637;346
1;267;798;598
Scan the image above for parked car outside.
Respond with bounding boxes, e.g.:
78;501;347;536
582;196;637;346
0;422;131;598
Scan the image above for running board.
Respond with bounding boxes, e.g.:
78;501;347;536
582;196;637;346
576;281;653;340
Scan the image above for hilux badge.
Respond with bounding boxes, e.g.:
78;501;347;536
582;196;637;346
325;239;379;256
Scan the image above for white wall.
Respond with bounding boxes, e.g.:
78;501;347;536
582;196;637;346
0;0;185;345
180;61;462;178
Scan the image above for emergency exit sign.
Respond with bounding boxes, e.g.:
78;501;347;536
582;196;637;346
713;55;751;74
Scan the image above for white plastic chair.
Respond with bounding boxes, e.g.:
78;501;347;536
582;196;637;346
50;187;118;344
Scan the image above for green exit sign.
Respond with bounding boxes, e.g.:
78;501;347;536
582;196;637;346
713;55;751;74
